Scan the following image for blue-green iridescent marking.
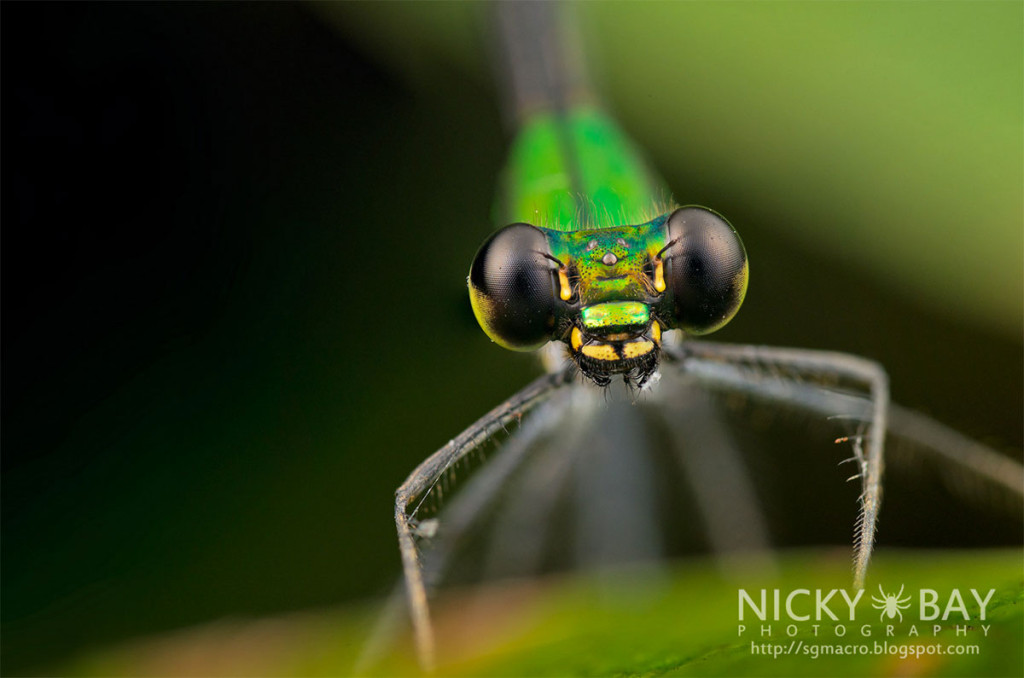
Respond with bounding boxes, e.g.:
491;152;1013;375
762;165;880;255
580;301;651;331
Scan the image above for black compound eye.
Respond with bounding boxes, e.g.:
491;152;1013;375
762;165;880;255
468;223;558;350
661;206;748;335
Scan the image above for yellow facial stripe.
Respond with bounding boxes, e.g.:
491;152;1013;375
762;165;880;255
653;258;666;293
570;326;583;351
581;344;619;362
622;341;655;359
558;268;573;301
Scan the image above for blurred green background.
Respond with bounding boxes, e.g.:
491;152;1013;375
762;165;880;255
2;2;1021;674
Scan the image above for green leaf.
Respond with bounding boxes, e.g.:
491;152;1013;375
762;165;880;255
61;549;1022;677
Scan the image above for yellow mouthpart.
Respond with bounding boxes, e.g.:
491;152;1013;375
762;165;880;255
581;344;619;362
623;341;655;359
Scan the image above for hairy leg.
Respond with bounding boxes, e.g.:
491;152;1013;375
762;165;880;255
395;366;575;670
666;341;888;588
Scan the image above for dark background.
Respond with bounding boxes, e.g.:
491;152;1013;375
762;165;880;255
3;3;1021;674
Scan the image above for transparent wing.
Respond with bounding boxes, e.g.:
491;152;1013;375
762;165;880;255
380;340;1021;671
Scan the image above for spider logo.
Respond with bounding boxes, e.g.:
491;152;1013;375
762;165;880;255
872;584;913;622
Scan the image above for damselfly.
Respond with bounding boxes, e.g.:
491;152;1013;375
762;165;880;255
385;3;1023;670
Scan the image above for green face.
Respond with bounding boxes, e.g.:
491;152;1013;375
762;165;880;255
468;207;749;387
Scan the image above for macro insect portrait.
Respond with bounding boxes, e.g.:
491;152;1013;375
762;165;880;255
367;2;1024;675
3;2;1021;677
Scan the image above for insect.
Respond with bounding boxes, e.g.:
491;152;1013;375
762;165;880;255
387;3;1023;671
872;585;913;622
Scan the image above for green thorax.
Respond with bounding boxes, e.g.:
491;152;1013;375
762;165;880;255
498;106;665;230
497;105;671;327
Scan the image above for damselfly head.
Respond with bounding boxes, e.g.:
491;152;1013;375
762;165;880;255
468;207;749;387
